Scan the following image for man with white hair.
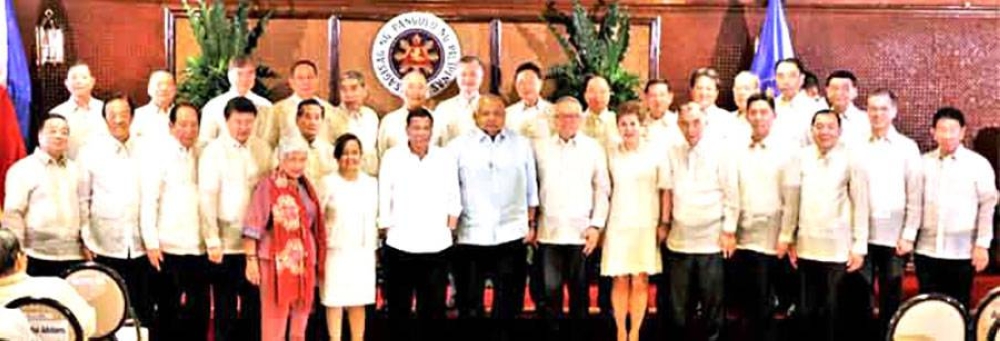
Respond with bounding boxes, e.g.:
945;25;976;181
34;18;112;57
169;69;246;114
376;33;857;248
730;71;760;141
49;63;105;159
131;70;177;140
198;56;274;147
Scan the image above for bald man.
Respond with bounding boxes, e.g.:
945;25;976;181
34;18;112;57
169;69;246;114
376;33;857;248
449;95;538;328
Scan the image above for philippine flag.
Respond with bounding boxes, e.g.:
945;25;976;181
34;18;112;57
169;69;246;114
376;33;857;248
0;0;30;206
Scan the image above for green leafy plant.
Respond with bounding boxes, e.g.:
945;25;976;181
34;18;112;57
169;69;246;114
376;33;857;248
177;0;276;108
542;0;640;108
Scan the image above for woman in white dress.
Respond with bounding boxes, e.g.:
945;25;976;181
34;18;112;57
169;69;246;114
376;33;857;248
321;133;378;341
601;102;663;341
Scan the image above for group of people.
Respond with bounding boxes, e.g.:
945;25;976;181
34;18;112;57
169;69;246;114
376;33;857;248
0;52;995;341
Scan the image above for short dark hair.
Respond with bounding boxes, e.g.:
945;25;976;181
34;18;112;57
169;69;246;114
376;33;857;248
0;228;23;276
101;92;135;120
224;97;257;120
296;98;325;119
746;93;775;111
811;108;841;128
689;67;720;88
514;62;542;80
933;107;966;128
803;71;819;89
825;70;858;87
40;113;68;130
229;55;255;70
459;55;484;69
333;133;362;160
616;100;644;123
340;70;365;87
644;79;671;94
290;60;318;75
406;107;434;127
169;102;201;125
868;88;898;106
774;58;806;73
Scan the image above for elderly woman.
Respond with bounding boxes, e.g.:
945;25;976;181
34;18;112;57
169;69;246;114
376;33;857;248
242;138;326;341
321;133;377;341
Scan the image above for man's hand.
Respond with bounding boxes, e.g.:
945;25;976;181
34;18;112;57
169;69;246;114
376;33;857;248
896;240;914;256
245;259;260;286
582;227;601;256
524;227;537;246
207;246;223;264
719;232;736;259
973;246;990;272
657;223;670;247
846;252;864;273
147;248;163;272
776;242;798;269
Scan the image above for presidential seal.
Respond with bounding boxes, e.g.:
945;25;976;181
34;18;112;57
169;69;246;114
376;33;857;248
371;12;462;97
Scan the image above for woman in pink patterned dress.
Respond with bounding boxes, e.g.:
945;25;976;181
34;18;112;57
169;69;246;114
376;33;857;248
242;138;326;341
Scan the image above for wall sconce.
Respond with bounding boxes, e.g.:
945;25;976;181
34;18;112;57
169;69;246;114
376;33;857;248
35;9;65;66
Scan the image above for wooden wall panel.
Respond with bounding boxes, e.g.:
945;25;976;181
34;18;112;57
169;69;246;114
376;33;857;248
173;17;330;101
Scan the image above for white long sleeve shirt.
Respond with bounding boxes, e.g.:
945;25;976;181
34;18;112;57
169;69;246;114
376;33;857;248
131;102;171;141
49;97;107;160
2;149;87;261
735;134;794;255
781;143;869;263
661;139;739;254
77;135;143;259
140;137;204;255
198;89;274;146
438;93;480;145
198;134;272;254
534;134;610;245
910;147;998;260
773;91;823;148
505;99;553;141
858;128;922;248
378;145;461;254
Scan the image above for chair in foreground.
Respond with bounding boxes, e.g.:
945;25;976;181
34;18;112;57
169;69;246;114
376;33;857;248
5;296;84;341
61;262;141;340
976;286;1000;341
887;293;968;341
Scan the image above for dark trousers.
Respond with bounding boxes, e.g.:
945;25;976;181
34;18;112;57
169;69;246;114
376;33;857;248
384;246;450;319
656;247;672;334
526;245;546;314
667;252;724;341
915;254;974;307
305;286;329;341
209;254;260;341
94;255;153;326
153;254;210;341
732;250;779;341
384;246;450;341
538;244;590;320
26;257;81;277
452;240;526;319
862;245;905;336
797;259;846;341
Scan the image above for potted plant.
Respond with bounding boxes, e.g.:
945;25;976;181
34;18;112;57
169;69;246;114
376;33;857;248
176;0;276;108
542;0;640;109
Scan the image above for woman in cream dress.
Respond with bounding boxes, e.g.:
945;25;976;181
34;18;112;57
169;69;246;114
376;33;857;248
321;133;378;341
601;102;663;341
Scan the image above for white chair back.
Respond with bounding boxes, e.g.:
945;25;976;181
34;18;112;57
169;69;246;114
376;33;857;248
61;262;129;339
889;293;968;341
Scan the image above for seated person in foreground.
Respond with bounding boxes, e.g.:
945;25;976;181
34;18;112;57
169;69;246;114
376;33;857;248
0;228;96;338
